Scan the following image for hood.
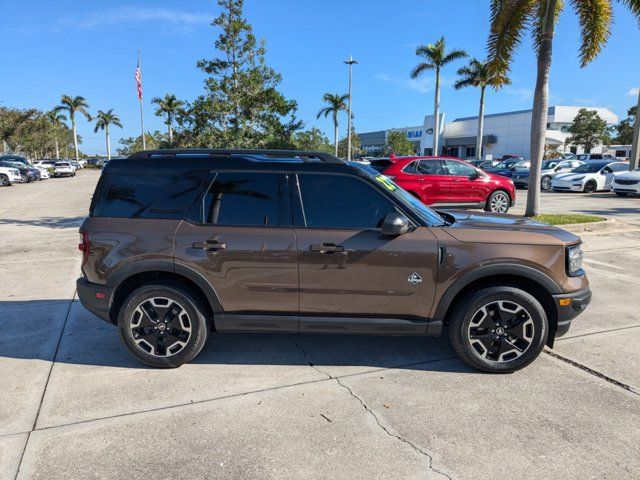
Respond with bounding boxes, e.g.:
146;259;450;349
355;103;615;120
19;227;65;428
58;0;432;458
438;210;580;245
614;170;640;180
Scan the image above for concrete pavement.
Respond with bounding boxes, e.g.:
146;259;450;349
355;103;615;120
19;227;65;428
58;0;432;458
1;170;638;479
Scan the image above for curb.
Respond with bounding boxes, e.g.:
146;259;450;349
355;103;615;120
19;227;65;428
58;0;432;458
560;218;640;234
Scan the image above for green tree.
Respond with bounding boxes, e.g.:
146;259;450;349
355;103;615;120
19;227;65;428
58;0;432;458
0;107;74;158
152;94;184;145
338;127;361;158
613;105;637;144
566;109;609;153
454;58;510;160
384;130;416;156
53;95;91;161
316;93;348;156
411;37;467;156
487;0;640;216
116;131;168;156
45;110;67;159
293;127;333;153
184;0;301;148
94;109;123;160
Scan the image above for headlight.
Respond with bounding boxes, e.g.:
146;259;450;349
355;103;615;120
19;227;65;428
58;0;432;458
566;244;584;276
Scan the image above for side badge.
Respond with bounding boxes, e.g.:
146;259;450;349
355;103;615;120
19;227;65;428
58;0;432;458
408;272;422;285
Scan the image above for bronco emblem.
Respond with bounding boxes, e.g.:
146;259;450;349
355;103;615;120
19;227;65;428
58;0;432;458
408;272;422;285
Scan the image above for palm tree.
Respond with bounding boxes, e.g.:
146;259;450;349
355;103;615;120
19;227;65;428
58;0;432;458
53;95;91;161
46;110;67;160
411;37;467;156
317;93;349;156
454;58;510;161
487;0;640;216
94;109;123;160
151;94;184;145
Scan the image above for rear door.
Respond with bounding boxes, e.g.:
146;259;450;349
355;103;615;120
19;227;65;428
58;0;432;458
173;171;299;331
394;160;449;204
293;172;439;334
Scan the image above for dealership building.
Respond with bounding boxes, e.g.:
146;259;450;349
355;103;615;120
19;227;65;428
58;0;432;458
359;105;618;159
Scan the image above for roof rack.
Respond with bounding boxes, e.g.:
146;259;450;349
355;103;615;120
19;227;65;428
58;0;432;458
127;149;345;165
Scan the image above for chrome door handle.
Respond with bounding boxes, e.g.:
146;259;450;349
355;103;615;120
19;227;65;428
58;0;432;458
193;240;227;251
309;243;345;254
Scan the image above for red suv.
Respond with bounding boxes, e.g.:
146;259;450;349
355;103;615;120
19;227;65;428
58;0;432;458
379;156;516;213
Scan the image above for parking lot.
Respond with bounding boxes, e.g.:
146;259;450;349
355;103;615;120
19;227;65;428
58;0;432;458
1;170;639;479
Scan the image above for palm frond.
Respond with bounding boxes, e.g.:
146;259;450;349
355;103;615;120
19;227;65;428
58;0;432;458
454;78;475;90
442;48;468;64
410;62;435;79
486;0;536;77
570;0;611;67
616;0;640;25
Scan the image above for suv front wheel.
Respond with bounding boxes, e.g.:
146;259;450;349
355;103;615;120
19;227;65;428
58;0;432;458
485;190;511;214
118;283;210;368
448;286;548;373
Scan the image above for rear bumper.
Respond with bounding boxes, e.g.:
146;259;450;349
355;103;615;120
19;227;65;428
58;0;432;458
552;287;592;337
76;277;114;324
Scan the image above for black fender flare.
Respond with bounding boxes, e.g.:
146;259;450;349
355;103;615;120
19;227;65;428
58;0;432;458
432;263;561;321
106;259;223;314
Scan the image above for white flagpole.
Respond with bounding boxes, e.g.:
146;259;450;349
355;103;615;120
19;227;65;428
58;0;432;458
138;50;146;150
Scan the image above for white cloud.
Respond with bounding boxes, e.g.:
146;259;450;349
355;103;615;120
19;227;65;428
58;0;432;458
375;72;450;94
627;87;640;97
55;7;211;30
503;86;534;101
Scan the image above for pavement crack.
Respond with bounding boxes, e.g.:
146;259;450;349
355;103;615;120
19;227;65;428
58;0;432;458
545;348;639;396
289;336;453;479
334;376;453;480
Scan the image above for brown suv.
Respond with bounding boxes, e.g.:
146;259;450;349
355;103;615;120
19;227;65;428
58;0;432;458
77;149;591;372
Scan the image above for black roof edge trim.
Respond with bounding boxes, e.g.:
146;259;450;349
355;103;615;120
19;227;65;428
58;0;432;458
127;149;345;165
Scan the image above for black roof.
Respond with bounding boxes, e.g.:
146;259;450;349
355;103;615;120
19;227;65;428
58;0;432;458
104;149;357;176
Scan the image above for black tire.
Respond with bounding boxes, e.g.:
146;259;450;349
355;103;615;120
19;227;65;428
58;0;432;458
448;286;548;373
614;192;628;197
484;190;511;213
541;176;552;190
118;283;210;368
0;175;10;187
584;180;597;193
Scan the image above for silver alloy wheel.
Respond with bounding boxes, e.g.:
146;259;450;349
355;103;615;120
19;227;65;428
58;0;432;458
130;297;192;357
467;300;535;362
541;176;552;190
490;192;510;213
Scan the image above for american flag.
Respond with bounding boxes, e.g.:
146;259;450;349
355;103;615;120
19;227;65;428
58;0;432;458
135;60;142;101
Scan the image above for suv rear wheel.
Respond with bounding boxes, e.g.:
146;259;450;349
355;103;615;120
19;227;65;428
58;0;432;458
0;175;10;187
485;190;510;214
118;283;210;368
448;286;548;373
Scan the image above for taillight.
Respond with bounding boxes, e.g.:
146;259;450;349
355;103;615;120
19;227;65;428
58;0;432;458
79;230;90;266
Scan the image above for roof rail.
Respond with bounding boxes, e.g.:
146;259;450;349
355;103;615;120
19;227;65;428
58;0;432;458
127;148;344;164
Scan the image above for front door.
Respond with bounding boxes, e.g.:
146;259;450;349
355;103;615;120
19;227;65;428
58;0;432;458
173;171;298;331
444;159;485;204
293;173;439;334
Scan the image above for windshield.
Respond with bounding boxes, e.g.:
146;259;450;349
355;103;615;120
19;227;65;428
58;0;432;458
494;161;517;169
348;162;446;226
571;162;608;173
542;160;559;169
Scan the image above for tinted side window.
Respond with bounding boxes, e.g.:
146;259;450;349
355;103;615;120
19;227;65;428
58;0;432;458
298;174;396;229
99;174;173;218
140;171;208;219
202;172;287;226
445;160;476;176
416;160;446;175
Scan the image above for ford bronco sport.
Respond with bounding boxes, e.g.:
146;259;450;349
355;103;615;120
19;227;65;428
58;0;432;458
77;149;591;372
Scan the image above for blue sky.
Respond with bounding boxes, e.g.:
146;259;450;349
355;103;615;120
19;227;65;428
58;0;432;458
1;0;639;155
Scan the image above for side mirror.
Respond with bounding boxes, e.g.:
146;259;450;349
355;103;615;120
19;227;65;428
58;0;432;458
381;212;411;236
468;170;480;180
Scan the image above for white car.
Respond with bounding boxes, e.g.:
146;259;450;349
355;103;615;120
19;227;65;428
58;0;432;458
539;159;585;190
33;164;51;179
53;161;76;177
551;161;629;193
612;167;640;196
77;159;87;168
0;165;22;186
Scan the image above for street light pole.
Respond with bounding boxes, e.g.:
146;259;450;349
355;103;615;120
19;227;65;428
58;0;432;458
344;55;358;161
630;87;640;171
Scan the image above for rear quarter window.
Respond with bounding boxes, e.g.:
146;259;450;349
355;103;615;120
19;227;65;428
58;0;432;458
91;172;207;219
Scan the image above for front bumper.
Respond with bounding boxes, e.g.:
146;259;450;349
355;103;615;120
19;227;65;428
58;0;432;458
612;185;640;194
552;287;592;337
551;180;583;192
77;277;114;324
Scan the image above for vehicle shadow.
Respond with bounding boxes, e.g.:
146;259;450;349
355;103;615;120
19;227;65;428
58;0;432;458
0;299;473;374
0;216;85;229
